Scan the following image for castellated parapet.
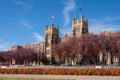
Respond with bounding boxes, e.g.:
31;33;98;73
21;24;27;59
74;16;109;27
72;16;88;37
11;16;88;64
44;23;59;62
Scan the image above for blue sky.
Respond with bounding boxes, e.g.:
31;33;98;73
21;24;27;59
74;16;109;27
0;0;120;51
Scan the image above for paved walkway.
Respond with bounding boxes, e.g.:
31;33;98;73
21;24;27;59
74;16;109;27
0;74;120;80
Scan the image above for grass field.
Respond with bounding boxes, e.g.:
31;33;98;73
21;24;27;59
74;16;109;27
0;78;73;80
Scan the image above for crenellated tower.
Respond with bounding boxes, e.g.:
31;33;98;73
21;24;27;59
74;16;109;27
44;23;59;63
72;16;88;37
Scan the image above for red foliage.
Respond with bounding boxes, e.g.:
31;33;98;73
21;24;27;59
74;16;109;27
52;33;120;65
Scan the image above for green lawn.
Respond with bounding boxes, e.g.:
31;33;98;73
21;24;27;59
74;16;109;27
0;78;73;80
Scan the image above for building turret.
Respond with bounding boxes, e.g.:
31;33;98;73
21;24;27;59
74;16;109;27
44;23;59;63
72;16;88;37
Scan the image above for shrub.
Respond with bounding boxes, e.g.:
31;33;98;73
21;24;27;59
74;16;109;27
0;68;120;76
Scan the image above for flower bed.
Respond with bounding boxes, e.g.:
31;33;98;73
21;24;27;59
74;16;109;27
0;68;120;76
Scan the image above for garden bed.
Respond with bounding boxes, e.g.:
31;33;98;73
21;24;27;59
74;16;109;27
0;68;120;76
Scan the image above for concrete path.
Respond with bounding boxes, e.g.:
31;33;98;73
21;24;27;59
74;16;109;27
0;74;120;80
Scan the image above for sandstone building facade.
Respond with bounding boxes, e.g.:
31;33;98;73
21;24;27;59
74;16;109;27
11;16;120;65
11;16;88;62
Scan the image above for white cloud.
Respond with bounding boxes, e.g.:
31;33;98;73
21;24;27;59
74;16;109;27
33;32;44;43
0;41;17;51
90;16;120;24
10;0;33;9
60;27;71;36
89;16;120;34
89;24;120;34
62;0;76;27
102;16;120;23
20;21;32;29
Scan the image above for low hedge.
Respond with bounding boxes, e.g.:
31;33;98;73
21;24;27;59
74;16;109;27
0;68;120;76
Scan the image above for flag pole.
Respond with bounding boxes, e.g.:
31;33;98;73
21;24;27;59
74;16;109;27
79;0;82;17
51;14;54;26
80;7;82;17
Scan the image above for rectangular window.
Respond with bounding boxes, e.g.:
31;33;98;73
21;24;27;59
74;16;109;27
75;28;80;32
46;34;51;38
46;43;50;47
46;49;50;54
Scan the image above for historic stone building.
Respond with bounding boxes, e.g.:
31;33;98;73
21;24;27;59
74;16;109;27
99;31;120;65
12;42;44;53
11;16;120;65
11;46;23;52
11;16;89;64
